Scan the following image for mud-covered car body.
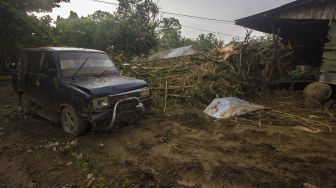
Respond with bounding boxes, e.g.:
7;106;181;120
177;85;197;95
12;47;151;133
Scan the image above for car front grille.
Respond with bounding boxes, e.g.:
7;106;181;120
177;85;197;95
109;92;141;104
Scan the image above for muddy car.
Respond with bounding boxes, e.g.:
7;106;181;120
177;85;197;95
12;47;152;136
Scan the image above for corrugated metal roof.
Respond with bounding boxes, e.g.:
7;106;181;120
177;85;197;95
149;45;197;60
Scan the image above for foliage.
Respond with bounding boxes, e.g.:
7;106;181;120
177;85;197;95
157;17;183;50
0;0;67;74
52;0;161;56
110;0;160;56
196;33;224;52
155;17;196;51
54;13;98;48
0;0;226;75
91;11;116;51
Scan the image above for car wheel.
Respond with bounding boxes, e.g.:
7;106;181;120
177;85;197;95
20;94;32;116
61;107;87;136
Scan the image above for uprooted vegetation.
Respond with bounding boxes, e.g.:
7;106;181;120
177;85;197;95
113;34;335;134
117;35;294;109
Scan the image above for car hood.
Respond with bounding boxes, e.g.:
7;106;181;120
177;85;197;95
66;76;148;97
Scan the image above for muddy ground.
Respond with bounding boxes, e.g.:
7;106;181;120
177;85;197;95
0;81;336;188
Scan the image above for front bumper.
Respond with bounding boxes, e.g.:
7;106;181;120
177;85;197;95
89;97;152;128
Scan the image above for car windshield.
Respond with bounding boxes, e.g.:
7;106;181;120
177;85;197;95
59;52;119;77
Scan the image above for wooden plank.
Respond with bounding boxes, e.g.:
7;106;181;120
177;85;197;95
321;60;336;65
325;46;336;50
320;67;336;73
320;73;336;85
323;51;336;60
320;21;336;84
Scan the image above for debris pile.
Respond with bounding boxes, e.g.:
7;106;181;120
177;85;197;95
117;35;295;110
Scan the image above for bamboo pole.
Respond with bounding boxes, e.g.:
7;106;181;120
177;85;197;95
164;81;168;112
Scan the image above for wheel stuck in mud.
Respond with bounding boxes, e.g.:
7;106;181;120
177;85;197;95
61;106;88;136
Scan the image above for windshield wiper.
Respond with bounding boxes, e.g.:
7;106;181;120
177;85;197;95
72;56;90;79
97;66;115;77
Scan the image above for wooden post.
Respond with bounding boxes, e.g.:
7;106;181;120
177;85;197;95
164;81;168;112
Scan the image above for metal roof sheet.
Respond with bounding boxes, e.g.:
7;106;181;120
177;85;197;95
149;45;197;60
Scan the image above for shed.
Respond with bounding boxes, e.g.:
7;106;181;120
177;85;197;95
236;0;336;85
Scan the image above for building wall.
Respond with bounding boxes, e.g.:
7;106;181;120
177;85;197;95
320;21;336;85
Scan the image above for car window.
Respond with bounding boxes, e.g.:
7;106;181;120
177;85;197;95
26;51;42;74
59;52;119;77
41;52;56;75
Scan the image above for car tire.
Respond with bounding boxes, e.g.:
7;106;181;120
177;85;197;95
20;93;32;116
61;106;87;136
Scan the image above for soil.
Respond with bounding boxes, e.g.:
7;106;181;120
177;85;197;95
0;80;336;188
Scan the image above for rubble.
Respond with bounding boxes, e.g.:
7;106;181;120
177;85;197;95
118;34;295;110
114;35;335;133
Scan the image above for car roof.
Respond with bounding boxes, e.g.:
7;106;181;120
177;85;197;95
22;47;105;53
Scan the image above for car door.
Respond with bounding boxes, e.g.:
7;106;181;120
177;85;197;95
24;51;42;104
38;51;59;111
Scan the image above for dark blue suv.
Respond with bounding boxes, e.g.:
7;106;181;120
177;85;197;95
12;47;152;136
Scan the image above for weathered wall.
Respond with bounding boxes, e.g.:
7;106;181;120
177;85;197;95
276;1;336;20
320;21;336;85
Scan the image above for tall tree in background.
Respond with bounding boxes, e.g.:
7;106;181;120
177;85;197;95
0;0;69;74
158;17;182;50
53;11;116;51
90;11;116;51
111;0;160;56
157;17;195;51
196;33;224;52
54;12;97;48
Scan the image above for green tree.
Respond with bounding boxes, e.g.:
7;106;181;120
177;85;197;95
90;11;116;51
68;11;79;19
54;13;97;48
157;17;183;50
111;0;160;56
196;33;224;52
0;0;68;74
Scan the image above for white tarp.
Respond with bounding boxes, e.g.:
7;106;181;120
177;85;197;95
204;97;266;119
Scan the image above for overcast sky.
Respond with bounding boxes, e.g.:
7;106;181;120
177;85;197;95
43;0;295;42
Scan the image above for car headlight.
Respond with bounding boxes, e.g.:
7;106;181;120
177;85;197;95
92;97;110;109
139;88;150;98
